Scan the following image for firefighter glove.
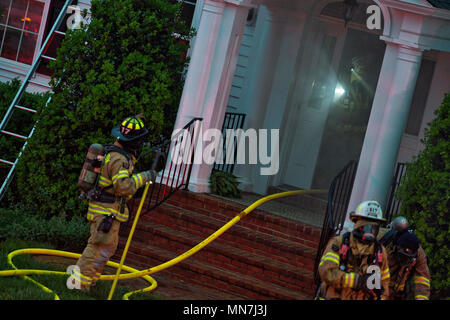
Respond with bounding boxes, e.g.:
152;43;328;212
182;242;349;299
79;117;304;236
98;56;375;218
142;170;157;183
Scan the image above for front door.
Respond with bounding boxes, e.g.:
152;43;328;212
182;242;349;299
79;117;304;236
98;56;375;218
283;18;345;189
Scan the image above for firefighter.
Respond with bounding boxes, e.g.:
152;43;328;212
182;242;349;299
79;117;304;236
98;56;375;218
317;200;390;300
379;217;431;300
72;115;156;290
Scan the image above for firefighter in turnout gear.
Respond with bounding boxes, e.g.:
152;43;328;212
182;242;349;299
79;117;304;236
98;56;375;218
72;115;156;289
318;201;390;300
379;217;431;300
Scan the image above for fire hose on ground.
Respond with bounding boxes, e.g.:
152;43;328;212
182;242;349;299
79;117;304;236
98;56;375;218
0;188;327;300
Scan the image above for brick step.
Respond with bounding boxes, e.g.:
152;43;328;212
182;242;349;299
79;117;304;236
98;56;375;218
140;203;317;270
115;239;313;299
164;190;322;247
122;218;315;291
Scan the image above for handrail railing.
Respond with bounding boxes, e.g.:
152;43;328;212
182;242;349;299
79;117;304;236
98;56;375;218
127;117;203;221
384;162;407;225
213;112;246;174
313;160;358;290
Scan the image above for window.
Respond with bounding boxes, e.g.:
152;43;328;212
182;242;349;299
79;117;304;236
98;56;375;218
0;0;45;64
168;0;196;28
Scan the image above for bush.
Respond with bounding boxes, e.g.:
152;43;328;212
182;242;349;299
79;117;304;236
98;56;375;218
397;93;450;299
11;0;192;219
0;208;89;252
210;170;241;199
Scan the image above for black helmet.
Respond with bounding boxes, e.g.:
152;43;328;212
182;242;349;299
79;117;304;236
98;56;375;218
396;231;419;257
111;115;149;142
111;115;149;156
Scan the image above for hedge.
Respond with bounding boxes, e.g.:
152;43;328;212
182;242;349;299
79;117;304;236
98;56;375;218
397;93;450;299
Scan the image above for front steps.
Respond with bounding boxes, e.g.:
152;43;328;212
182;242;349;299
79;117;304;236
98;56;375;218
115;189;323;299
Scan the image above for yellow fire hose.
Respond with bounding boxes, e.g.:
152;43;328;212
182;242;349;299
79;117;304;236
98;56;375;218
0;188;327;300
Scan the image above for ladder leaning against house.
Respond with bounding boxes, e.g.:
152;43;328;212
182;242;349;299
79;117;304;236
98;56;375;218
0;0;75;201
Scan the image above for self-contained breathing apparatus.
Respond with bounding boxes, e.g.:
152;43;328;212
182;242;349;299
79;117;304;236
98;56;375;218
340;230;385;300
78;143;133;233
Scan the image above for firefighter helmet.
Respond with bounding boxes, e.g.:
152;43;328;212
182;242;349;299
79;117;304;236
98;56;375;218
111;115;149;142
390;216;410;231
350;200;386;222
396;231;419;257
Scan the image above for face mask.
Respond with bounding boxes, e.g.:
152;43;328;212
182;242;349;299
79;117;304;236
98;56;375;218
395;251;415;265
353;224;380;244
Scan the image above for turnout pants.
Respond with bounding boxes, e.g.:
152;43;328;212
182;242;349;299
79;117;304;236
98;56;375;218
73;213;121;289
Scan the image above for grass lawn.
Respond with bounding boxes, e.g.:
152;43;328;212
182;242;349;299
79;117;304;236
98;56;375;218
0;238;162;300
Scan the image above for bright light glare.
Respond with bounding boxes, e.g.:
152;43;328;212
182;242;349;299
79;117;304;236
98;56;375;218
334;84;345;98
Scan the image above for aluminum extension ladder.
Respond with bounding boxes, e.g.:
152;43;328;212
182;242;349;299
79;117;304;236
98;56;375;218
0;0;74;201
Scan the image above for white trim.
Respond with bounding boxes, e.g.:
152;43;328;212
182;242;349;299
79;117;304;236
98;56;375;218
0;57;30;76
34;0;51;63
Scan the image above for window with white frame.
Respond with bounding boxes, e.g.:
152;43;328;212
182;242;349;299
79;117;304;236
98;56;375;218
0;0;46;65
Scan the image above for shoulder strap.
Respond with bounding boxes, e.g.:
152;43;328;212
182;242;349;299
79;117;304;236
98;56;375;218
104;144;132;162
339;232;352;271
372;240;383;266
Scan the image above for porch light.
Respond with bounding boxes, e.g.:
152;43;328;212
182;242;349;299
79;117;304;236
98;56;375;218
343;0;358;27
334;83;346;99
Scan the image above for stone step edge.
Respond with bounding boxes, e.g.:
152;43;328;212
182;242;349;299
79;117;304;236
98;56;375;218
164;197;321;247
122;220;316;280
115;239;314;299
142;202;318;260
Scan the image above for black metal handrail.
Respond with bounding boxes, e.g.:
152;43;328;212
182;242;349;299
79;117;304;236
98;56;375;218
127;117;202;221
213;112;246;174
313;160;358;289
384;162;407;225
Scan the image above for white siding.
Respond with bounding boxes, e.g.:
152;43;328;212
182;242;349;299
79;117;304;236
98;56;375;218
226;25;255;112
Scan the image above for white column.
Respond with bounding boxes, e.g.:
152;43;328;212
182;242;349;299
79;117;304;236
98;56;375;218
172;0;253;193
345;42;423;230
173;0;227;130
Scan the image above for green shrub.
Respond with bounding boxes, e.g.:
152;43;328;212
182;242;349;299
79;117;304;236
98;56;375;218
397;93;450;299
0;208;89;252
210;170;241;199
11;0;192;219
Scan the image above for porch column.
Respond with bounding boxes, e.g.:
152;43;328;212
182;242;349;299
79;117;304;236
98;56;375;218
345;42;423;230
173;0;254;193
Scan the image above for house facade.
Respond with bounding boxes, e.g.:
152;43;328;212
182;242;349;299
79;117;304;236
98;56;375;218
174;0;450;230
1;0;449;229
